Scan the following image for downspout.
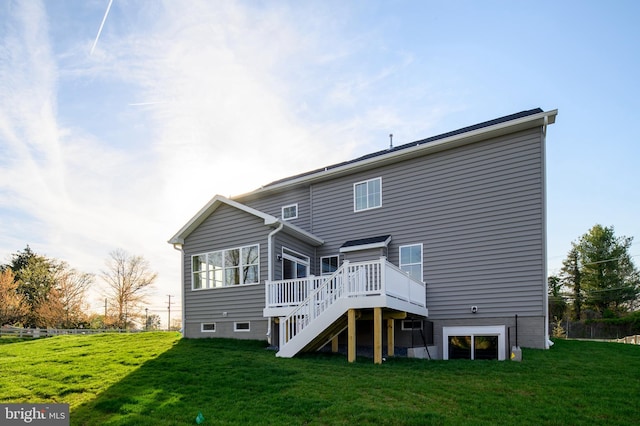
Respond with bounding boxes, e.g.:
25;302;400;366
172;242;185;336
266;221;284;344
541;115;551;349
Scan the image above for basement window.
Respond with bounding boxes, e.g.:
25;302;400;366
234;322;250;332
442;326;506;360
401;320;423;331
201;323;216;333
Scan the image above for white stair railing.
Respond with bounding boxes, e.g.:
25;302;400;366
275;257;426;356
279;261;348;348
279;259;385;349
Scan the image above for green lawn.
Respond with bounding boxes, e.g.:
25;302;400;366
0;333;638;425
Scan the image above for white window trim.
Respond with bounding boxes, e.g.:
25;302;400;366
234;321;251;332
353;177;382;212
442;325;506;361
320;255;340;275
191;244;260;290
201;323;216;333
282;247;310;279
399;243;424;282
282;203;298;220
282;247;310;265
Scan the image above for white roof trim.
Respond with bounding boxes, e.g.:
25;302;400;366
280;221;324;246
168;195;276;244
168;195;323;246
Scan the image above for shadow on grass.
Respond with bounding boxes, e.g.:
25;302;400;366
0;337;32;345
70;338;640;425
71;338;323;425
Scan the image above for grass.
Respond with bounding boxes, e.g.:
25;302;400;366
0;334;639;425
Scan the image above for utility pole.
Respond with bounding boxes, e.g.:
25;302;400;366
167;295;174;331
104;298;108;328
145;308;148;331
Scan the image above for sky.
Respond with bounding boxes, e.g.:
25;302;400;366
1;0;639;326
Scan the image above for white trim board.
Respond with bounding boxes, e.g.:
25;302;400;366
442;325;506;361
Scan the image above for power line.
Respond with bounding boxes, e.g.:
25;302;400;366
581;255;636;266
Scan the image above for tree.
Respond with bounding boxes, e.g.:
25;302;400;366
579;225;639;316
1;246;95;328
3;246;58;327
0;269;27;325
101;249;157;329
547;275;567;320
561;225;639;318
561;245;583;320
145;314;162;330
548;275;562;297
55;264;94;328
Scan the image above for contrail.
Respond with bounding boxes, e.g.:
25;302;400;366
90;0;114;56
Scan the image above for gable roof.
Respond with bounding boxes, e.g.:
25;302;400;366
168;195;323;246
236;108;557;199
170;108;557;247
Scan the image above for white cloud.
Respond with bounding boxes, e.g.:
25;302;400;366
0;0;457;320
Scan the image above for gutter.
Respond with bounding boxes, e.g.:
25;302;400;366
172;243;185;336
267;221;284;282
541;115;551;349
266;221;284;345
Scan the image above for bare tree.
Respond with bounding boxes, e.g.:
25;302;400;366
101;249;157;329
55;263;94;328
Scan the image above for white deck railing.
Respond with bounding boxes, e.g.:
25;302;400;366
267;257;426;349
265;276;326;308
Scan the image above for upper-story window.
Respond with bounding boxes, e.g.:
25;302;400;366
192;244;259;290
354;177;382;212
282;204;298;220
399;243;423;282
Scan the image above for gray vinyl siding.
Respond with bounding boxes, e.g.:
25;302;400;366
182;203;269;339
181;125;547;347
274;232;317;280
309;128;545;321
243;186;311;229
343;248;386;263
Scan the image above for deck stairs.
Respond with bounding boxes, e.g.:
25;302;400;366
272;258;427;358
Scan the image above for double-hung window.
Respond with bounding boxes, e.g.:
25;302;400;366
399;243;423;282
192;244;259;290
354;177;382;212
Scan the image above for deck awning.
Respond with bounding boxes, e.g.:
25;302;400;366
339;235;391;253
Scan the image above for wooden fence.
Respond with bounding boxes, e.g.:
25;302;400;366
0;327;139;338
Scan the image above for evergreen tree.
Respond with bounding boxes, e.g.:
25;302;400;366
561;245;582;320
560;225;639;318
5;246;57;327
578;225;638;316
